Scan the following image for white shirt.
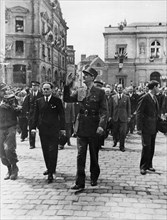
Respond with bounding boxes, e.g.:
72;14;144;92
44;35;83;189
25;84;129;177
45;95;52;102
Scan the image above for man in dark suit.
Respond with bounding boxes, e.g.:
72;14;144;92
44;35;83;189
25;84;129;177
24;81;43;149
127;86;139;134
110;84;131;152
31;82;65;183
136;80;160;175
161;87;167;119
64;67;108;190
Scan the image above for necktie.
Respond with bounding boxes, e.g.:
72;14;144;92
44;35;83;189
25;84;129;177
153;95;156;103
45;96;48;102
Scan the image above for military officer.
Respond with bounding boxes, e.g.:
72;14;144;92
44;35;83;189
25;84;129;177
63;67;108;190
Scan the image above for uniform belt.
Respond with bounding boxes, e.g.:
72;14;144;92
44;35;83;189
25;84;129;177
80;109;99;116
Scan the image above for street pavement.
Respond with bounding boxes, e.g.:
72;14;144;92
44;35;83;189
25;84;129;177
0;131;167;220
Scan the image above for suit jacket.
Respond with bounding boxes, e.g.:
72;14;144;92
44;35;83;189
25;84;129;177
110;94;131;122
31;95;65;136
161;95;167;114
63;85;108;137
136;93;159;134
128;93;139;114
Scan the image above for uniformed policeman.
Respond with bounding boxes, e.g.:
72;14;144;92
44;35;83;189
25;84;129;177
63;67;108;189
24;81;43;149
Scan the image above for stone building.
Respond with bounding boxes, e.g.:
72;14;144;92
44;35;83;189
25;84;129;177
66;45;76;79
103;22;167;88
5;0;68;88
76;54;107;87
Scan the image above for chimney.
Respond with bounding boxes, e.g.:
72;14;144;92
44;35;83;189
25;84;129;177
81;54;86;61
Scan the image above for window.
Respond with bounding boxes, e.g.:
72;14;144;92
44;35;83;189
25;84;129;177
15;16;24;32
16;41;24;55
150;40;161;58
42;44;45;58
48;47;51;61
42;20;45;34
13;64;26;84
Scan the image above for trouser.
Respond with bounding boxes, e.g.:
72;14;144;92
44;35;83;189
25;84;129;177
29;121;36;147
75;136;100;187
128;115;136;133
140;133;156;170
112;120;127;149
0;126;18;167
19;117;28;140
40;134;59;174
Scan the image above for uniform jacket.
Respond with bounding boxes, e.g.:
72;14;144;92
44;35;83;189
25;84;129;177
110;93;131;122
24;91;43;119
31;95;65;136
136;93;159;134
63;85;108;137
161;95;167;114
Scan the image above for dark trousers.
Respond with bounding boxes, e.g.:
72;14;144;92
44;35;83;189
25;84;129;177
112;119;127;149
19;117;28;140
127;115;136;134
140;133;156;170
0;126;18;167
39;134;59;174
76;136;100;187
29;121;36;147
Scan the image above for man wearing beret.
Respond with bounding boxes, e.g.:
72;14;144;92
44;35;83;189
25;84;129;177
31;82;65;183
64;67;108;189
24;81;43;149
136;80;160;175
0;84;21;180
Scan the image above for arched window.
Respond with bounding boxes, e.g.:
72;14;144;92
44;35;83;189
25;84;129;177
41;66;46;83
96;63;101;67
13;64;26;84
150;40;161;58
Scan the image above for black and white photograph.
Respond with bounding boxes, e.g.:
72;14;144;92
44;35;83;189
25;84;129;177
0;0;167;219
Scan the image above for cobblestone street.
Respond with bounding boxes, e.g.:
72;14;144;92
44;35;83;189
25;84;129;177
1;131;167;220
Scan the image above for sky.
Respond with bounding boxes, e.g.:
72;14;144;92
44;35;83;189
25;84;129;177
59;0;167;64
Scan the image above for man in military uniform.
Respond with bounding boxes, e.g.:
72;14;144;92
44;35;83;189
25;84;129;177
24;81;43;149
63;67;108;189
0;85;21;180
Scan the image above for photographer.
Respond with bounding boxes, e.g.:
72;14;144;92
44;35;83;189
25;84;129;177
0;84;21;180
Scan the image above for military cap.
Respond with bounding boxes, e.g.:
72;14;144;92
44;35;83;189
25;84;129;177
147;80;159;90
83;67;98;79
31;81;40;86
0;83;7;91
94;80;104;86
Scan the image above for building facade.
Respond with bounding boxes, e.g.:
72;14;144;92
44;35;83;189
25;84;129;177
5;0;68;88
66;45;76;79
103;22;167;88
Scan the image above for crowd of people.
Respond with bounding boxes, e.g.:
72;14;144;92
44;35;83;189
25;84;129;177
0;67;167;188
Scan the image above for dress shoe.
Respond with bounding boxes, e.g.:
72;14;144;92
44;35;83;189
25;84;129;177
21;139;25;142
120;148;125;152
112;142;117;147
148;167;156;172
140;169;146;175
4;165;12;180
43;170;49;175
30;146;35;149
10;164;19;180
91;180;97;186
71;184;85;190
47;174;53;184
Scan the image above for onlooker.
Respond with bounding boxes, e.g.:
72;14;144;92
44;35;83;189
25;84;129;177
136;80;160;175
161;87;167;119
31;82;65;183
24;81;43;149
0;84;21;180
64;67;108;189
110;84;131;152
127;86;139;134
17;90;28;141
